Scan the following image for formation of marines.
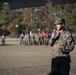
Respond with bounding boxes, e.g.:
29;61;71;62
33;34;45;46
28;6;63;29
19;31;51;46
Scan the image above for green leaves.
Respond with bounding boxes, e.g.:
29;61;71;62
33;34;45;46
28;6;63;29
54;3;76;32
0;11;6;24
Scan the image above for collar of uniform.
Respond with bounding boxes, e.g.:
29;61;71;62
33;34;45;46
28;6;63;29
59;29;66;35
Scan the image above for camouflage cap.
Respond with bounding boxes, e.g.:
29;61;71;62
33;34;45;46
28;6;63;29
55;18;65;25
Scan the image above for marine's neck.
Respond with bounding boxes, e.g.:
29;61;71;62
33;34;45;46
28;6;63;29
59;28;66;34
59;30;64;33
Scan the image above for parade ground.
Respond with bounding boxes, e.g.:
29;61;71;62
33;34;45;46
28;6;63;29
0;38;76;75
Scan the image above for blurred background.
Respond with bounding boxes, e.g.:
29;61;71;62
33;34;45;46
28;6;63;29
0;0;76;37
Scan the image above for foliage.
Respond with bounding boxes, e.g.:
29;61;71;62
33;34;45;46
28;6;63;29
53;3;76;32
0;1;76;36
0;11;6;24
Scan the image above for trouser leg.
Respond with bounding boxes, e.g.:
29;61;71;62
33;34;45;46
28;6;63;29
51;58;60;72
60;59;70;75
58;57;71;75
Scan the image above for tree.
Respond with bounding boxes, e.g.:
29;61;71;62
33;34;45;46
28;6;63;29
53;3;76;32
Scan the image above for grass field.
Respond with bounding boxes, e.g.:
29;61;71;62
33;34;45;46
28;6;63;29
0;38;76;75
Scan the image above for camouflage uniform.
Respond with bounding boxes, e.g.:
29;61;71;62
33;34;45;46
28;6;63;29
24;33;29;45
50;30;73;57
50;19;74;75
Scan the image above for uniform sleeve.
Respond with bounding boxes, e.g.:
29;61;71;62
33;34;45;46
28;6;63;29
49;31;60;46
49;38;56;46
61;32;73;53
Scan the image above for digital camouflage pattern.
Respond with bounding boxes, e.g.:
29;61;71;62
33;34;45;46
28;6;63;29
50;30;74;58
